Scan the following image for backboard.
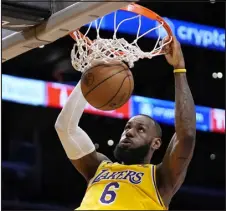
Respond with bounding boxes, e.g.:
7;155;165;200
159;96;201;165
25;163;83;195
2;1;133;63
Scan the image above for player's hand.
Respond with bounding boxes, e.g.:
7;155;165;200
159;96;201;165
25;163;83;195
163;36;185;69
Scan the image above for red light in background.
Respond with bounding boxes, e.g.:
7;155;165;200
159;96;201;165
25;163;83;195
46;82;130;119
210;109;225;133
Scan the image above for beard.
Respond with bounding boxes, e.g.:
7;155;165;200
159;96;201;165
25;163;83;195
113;143;150;165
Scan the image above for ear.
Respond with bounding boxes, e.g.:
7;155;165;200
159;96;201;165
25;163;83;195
151;138;161;150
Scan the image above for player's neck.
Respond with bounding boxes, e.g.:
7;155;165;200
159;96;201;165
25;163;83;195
121;158;151;165
143;157;151;164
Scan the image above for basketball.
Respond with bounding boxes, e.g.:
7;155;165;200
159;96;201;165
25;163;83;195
81;61;134;111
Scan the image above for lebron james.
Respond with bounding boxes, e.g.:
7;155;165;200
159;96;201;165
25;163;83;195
55;37;196;210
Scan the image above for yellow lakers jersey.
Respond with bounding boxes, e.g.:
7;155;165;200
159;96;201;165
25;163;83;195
76;161;167;210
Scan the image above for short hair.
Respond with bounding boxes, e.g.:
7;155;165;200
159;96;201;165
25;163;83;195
138;114;162;138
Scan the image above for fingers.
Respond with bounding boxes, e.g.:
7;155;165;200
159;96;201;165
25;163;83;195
161;36;173;53
162;36;170;45
169;36;182;52
161;36;182;56
163;43;171;54
172;36;181;49
162;36;173;54
165;36;179;46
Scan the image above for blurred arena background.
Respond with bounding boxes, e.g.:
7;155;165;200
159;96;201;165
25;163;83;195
2;1;225;210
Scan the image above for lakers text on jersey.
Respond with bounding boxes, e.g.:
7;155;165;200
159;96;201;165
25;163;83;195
76;161;167;210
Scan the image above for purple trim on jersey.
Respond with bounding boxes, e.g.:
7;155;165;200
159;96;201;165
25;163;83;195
151;165;164;207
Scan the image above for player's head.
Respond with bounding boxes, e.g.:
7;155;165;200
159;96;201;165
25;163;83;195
113;114;162;165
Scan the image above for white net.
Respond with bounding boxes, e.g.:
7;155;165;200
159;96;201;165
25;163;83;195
71;11;172;73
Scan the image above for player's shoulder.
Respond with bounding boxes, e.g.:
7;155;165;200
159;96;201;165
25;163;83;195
105;162;154;169
98;160;156;169
98;159;113;168
137;164;153;168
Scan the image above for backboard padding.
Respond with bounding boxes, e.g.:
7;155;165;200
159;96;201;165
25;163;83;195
2;1;132;62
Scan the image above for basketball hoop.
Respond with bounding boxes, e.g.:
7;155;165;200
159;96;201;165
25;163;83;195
70;3;173;73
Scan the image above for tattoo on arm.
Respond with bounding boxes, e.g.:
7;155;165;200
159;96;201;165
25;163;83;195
174;73;196;141
157;73;196;203
171;73;196;174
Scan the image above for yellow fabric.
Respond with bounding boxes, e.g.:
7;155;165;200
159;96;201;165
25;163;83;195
173;69;186;73
76;161;167;210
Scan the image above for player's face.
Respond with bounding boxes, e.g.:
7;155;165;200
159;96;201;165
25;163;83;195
113;115;159;164
120;116;155;148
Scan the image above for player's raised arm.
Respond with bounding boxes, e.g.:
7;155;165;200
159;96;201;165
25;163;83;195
156;37;196;205
55;81;110;181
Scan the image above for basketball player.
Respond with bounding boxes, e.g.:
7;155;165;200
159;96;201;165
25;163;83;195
55;37;196;210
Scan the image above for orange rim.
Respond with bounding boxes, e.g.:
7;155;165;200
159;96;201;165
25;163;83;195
120;3;172;38
69;3;172;54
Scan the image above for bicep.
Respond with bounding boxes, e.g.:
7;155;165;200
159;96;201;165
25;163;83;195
163;133;194;176
157;133;195;198
70;151;110;182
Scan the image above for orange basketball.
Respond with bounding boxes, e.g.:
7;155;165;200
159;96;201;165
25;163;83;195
81;61;134;111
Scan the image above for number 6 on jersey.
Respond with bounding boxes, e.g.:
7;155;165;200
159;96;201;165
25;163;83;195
100;182;120;204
